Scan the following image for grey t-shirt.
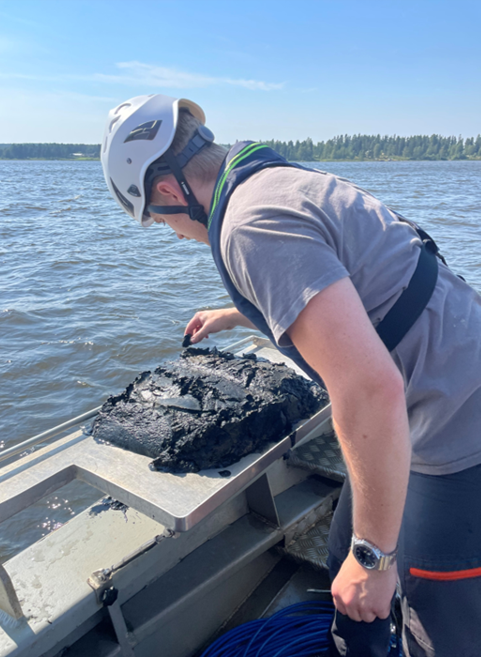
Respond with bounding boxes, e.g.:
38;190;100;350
220;166;481;475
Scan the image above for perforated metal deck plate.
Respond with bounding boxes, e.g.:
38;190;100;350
288;430;346;482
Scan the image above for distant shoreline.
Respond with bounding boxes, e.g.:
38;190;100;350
1;156;480;162
0;157;100;161
1;134;480;162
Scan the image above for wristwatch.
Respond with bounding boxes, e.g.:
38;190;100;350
351;535;397;571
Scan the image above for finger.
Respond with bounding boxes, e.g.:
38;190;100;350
360;611;377;623
332;598;347;618
185;315;204;335
190;331;206;344
334;600;362;623
345;609;362;623
190;328;211;344
375;606;391;621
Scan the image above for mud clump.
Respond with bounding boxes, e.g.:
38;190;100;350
92;347;328;473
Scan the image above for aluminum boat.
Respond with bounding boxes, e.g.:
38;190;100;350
0;337;346;657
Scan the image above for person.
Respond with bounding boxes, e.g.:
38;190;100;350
101;94;481;657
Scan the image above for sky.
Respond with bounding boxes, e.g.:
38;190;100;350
0;0;480;144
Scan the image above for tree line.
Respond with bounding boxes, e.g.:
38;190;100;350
261;134;481;161
0;143;101;159
0;134;480;161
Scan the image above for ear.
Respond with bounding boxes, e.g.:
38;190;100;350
154;177;187;206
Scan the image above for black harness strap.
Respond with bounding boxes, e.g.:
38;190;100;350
209;142;443;357
375;242;438;352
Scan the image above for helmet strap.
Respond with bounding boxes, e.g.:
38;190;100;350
154;149;208;226
146;205;190;215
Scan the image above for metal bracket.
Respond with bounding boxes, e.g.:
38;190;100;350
87;531;175;657
246;473;280;527
0;563;23;620
88;530;176;604
107;597;136;657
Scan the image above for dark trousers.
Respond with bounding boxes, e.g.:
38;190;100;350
327;463;481;657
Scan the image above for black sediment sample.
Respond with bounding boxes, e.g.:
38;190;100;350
92;347;328;473
182;333;192;348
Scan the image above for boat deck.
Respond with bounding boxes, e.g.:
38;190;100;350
0;337;342;657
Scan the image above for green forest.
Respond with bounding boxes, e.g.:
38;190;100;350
0;143;101;159
1;134;480;161
262;134;481;161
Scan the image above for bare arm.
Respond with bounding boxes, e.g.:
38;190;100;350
287;277;411;621
185;308;256;344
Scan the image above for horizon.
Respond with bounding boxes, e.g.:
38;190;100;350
1;131;480;148
3;133;480;162
1;0;480;144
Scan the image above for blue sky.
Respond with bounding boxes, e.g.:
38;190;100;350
0;0;480;144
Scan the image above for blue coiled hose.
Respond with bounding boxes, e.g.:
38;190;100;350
199;600;404;657
199;601;335;657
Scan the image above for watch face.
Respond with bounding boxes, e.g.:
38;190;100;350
354;544;378;569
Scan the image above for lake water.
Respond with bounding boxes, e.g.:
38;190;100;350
1;159;480;561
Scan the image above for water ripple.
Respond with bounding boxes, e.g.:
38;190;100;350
0;159;479;555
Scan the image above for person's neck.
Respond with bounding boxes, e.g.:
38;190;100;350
190;167;221;218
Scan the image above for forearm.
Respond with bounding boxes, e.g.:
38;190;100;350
331;376;411;553
286;279;410;620
185;307;257;343
286;278;411;553
204;307;256;331
231;308;257;330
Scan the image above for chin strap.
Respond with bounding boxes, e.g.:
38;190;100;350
146;203;207;223
154;150;208;225
144;127;214;226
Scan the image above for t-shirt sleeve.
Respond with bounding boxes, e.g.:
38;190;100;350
222;213;349;346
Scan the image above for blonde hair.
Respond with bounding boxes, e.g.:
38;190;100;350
173;110;227;182
151;110;227;197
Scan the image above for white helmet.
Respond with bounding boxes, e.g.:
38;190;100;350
101;94;210;227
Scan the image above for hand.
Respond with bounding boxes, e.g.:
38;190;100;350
331;551;397;623
184;308;242;344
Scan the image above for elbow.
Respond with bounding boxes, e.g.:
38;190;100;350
329;363;407;427
374;365;405;406
362;365;406;413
